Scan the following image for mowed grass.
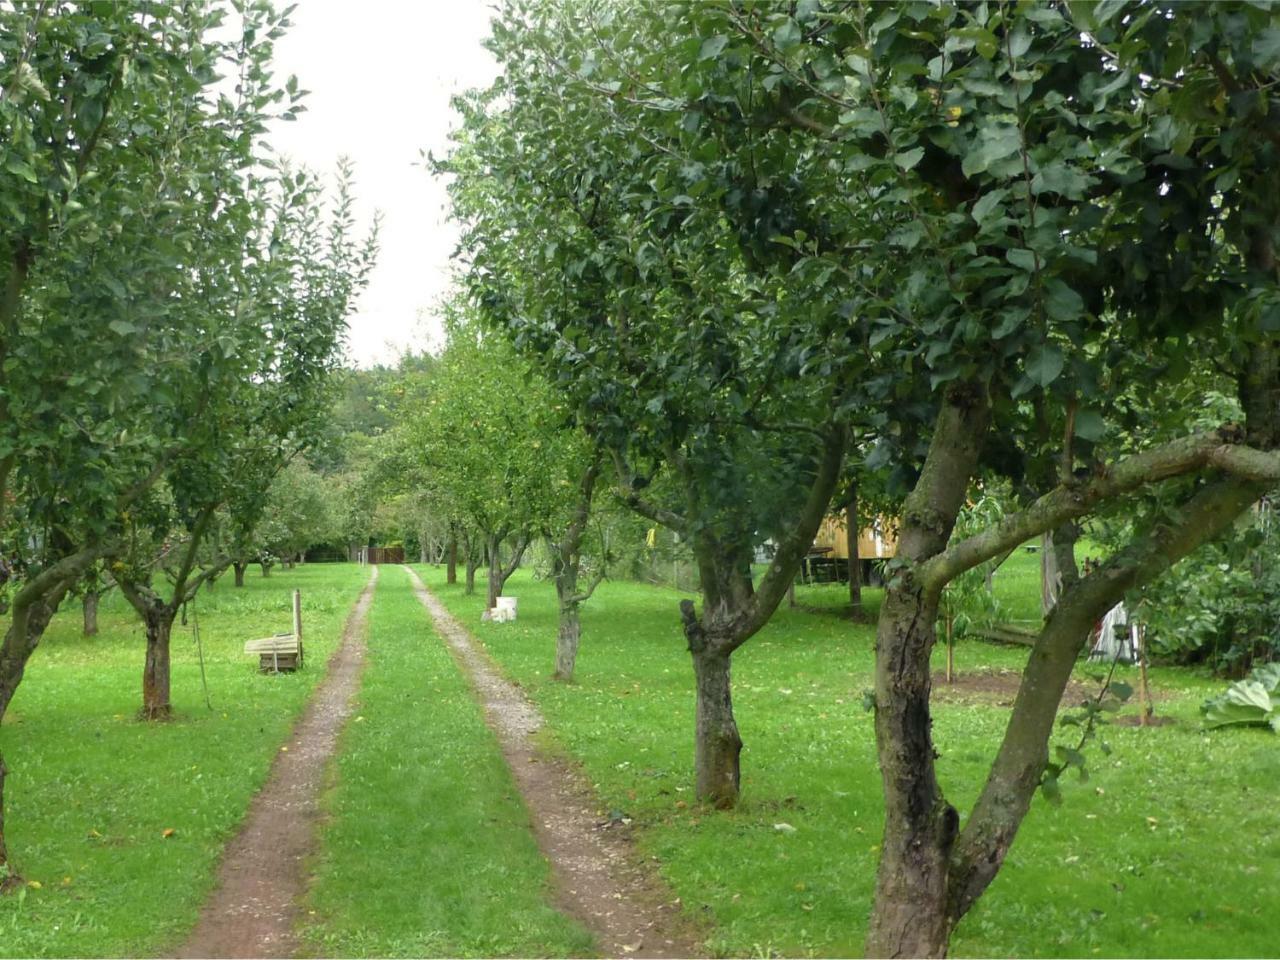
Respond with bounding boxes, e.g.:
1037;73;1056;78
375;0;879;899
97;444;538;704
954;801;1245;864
301;564;593;958
0;563;369;958
413;565;1279;959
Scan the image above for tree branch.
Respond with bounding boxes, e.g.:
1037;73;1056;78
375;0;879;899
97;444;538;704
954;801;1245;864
611;448;689;534
946;475;1263;924
922;427;1280;590
731;424;847;645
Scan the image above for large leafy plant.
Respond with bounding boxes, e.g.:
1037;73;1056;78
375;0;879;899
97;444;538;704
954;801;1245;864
1202;663;1280;732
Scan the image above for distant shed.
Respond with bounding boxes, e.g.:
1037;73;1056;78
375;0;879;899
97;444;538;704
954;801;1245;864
813;515;898;559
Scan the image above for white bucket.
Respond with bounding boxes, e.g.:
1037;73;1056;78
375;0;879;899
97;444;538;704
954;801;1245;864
494;596;518;622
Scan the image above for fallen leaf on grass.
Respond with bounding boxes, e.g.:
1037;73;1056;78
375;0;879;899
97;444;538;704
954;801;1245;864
26;880;41;889
162;828;176;839
773;822;797;834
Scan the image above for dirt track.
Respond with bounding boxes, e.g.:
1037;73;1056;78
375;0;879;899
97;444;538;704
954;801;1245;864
405;566;702;959
174;566;377;959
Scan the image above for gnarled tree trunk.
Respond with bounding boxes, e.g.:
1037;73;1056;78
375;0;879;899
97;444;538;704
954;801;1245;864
866;388;988;959
554;596;581;680
446;527;458;584
141;607;175;720
233;561;247;587
0;568;81;883
485;532;529;611
82;591;99;636
688;631;742;807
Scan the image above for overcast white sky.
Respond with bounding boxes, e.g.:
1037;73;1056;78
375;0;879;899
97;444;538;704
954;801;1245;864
268;0;499;368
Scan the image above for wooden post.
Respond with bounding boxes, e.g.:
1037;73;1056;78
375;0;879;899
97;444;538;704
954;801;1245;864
1136;622;1150;726
846;481;862;612
945;615;954;684
293;589;303;669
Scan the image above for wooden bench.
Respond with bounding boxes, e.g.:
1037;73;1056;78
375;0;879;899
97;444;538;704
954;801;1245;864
244;590;304;673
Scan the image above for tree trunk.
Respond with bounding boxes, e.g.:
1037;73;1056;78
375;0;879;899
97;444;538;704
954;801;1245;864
261;560;272;577
465;552;478;595
141;610;175;720
847;481;862;613
0;752;10;889
1040;532;1060;616
0;574;78;883
866;581;957;959
486;535;502;610
555;599;581;681
446;531;458;584
233;561;247;587
865;388;988;959
83;591;99;636
690;641;742;809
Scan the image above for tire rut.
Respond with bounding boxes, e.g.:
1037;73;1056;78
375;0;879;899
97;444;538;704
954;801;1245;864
404;566;703;960
174;566;378;959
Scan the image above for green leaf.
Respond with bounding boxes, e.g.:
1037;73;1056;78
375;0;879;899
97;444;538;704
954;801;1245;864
1252;27;1280;70
1041;774;1062;804
4;157;38;183
698;35;729;61
954;27;998;60
971;188;1006;223
962;124;1021;177
1045;279;1084;321
108;319;137;336
1006;27;1032;60
1006;248;1037;272
1110;680;1134;702
1032;162;1091;200
1203;679;1274;729
895;146;925;171
1249;662;1280;694
1074;409;1106;442
773;18;802;51
992;306;1028;339
1025;344;1065;387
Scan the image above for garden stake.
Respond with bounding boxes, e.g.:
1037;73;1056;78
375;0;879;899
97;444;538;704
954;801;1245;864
192;598;212;711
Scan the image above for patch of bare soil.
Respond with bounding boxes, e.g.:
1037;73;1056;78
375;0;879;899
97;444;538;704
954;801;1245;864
405;567;704;960
932;669;1170;711
931;668;1093;708
173;566;377;959
1111;713;1178;727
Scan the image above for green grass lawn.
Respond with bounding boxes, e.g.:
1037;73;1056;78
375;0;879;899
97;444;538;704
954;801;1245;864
0;562;369;958
413;565;1279;959
301;564;593;958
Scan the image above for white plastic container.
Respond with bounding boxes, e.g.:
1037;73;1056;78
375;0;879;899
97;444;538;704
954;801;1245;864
494;596;518;622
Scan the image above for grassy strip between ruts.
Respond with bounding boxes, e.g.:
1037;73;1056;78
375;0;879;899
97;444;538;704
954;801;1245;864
413;564;1280;959
300;563;593;958
0;562;370;958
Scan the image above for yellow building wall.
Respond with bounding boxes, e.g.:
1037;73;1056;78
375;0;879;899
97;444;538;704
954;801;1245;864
813;514;898;559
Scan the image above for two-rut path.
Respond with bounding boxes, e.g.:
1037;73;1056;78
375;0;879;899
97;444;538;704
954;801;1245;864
174;565;700;959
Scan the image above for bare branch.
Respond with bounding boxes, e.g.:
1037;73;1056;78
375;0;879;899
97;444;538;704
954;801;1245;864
922;428;1280;590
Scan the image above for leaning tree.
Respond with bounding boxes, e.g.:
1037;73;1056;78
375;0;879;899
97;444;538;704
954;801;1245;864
0;0;371;873
446;4;857;807
453;0;1280;953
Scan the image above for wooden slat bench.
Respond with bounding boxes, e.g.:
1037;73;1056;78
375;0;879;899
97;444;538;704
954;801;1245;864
244;632;303;673
244;590;304;673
